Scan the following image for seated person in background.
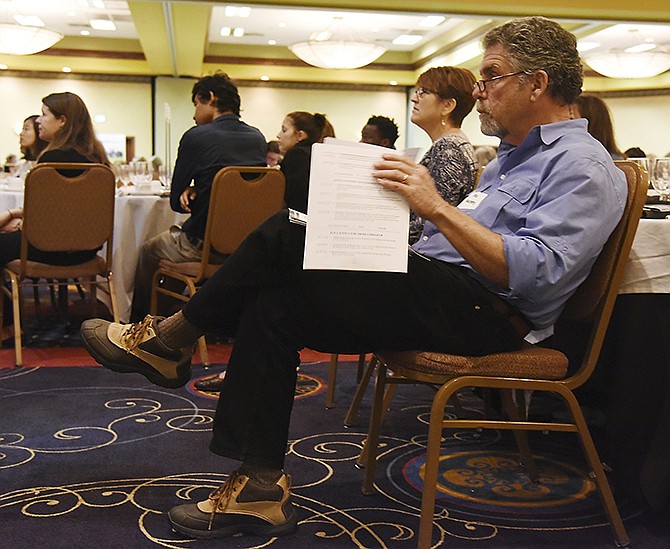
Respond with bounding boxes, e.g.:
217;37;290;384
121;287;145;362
474;145;497;168
574;94;624;160
408;66;479;243
276;111;333;213
624;146;646;159
360;115;399;149
266;140;282;167
130;72;267;322
17;114;48;178
81;16;626;540
0;91;110;266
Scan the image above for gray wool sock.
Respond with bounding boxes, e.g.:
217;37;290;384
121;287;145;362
155;311;202;349
241;463;283;487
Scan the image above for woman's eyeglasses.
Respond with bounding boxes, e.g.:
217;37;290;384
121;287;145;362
413;87;436;99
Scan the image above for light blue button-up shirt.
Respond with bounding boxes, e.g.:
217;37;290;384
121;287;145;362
411;119;627;329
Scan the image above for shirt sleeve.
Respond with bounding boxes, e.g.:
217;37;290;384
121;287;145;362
169;127;198;212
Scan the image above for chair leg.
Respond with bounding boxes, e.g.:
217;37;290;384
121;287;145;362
356;353;367;381
325;354;338;408
197;335;210;367
345;355;378;427
8;274;23;367
560;387;630;547
31;279;41;318
361;360;389;495
501;389;539;482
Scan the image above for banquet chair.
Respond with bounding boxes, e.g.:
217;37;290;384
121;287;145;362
359;160;646;549
150;166;285;366
0;163;119;367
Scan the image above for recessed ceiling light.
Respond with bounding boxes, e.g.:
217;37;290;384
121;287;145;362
90;19;116;31
389;80;398;86
625;43;656;53
393;34;423;46
14;15;45;27
0;64;8;70
220;27;231;37
80;30;90;36
260;75;270;81
224;6;251;18
232;27;244;38
62;66;72;73
268;39;277;46
420;16;445;28
577;41;600;52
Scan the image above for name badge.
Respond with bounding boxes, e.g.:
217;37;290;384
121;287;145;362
458;191;488;210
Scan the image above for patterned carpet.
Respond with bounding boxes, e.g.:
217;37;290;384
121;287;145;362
2;352;668;548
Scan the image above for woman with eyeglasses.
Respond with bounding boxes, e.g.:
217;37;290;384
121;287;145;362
409;66;478;243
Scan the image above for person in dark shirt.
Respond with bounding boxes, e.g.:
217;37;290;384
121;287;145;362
130;72;267;321
275;111;332;214
0;92;109;266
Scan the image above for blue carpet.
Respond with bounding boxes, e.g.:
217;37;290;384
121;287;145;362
1;361;668;548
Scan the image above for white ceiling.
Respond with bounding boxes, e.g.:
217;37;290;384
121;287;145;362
1;0;669;78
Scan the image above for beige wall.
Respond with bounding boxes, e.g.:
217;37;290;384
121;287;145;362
3;74;669;168
0;74;152;164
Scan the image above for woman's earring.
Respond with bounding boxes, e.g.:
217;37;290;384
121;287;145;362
441;118;446;127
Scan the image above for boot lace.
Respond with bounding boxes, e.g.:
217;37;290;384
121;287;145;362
207;470;243;530
120;315;155;352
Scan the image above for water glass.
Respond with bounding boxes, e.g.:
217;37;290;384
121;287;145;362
652;158;670;200
129;161;151;185
117;163;131;187
158;165;172;190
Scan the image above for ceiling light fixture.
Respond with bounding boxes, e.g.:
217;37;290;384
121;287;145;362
583;28;670;79
289;17;386;70
0;23;63;55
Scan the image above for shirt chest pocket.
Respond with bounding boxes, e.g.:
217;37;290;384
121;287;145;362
497;178;537;224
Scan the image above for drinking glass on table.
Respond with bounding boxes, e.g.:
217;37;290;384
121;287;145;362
158;165;172;191
117;163;131;188
652;158;670;201
129;161;151;186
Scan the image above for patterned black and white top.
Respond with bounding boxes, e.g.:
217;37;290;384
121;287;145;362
408;134;478;244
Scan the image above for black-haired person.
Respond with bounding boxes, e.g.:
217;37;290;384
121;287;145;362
17;114;48;178
276;111;333;214
360;115;399;149
130;72;267;321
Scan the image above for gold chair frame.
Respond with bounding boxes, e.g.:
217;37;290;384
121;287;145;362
1;163;119;367
150;166;285;365
359;161;646;549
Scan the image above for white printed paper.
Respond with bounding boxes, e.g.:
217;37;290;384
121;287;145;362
303;141;410;272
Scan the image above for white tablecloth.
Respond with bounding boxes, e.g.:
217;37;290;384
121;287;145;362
0;189;186;322
619;218;670;294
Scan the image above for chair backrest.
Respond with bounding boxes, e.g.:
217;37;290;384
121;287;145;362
561;160;647;388
203;166;286;259
21;162;116;263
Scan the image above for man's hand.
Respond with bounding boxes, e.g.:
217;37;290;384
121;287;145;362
372;153;446;221
179;188;197;212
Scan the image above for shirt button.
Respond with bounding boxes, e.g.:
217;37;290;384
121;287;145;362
500;174;506;180
423;236;428;241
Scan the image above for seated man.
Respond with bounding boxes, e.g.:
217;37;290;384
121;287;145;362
130;72;267;321
81;17;626;540
360;114;399;149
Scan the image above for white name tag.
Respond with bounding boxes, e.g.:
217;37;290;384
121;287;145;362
458;191;488;210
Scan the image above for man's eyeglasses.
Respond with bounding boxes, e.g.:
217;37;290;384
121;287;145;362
413;87;436;99
474;70;537;93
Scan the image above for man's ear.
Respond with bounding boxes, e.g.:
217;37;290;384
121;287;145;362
208;91;217;106
529;70;549;101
